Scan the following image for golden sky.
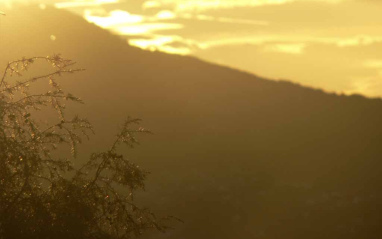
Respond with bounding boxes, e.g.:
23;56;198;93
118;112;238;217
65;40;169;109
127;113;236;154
1;0;382;97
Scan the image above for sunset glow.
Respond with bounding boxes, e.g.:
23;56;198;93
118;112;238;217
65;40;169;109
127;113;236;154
1;0;382;97
1;2;382;239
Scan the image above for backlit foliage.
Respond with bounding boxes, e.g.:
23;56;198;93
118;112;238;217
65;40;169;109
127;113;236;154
0;55;167;239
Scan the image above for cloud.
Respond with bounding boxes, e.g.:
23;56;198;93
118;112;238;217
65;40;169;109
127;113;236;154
83;8;182;36
55;0;119;9
172;0;294;12
155;0;347;12
191;14;269;26
128;35;199;55
198;34;382;51
156;10;176;19
337;36;382;47
85;10;143;28
142;1;162;9
264;43;306;54
216;17;269;26
115;23;183;35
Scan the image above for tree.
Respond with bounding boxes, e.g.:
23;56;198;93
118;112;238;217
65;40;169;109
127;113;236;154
0;55;168;239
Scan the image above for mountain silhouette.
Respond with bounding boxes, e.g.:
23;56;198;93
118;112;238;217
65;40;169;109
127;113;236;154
1;6;382;239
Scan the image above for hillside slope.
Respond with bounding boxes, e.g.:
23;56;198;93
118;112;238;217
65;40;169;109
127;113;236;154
1;6;382;239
